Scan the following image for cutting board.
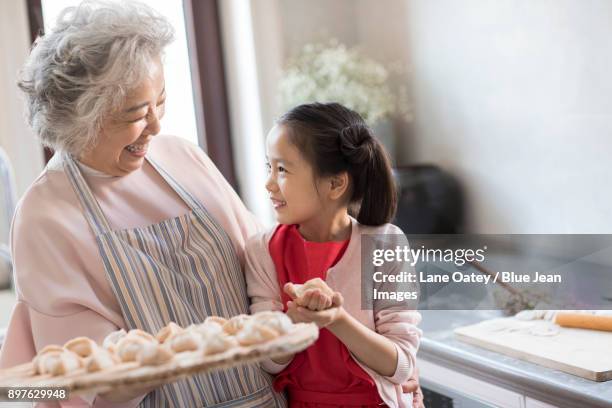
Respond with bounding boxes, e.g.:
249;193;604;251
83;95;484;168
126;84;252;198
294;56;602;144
454;318;612;381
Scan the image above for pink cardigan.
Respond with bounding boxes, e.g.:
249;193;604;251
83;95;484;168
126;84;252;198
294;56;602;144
245;218;422;408
1;135;261;407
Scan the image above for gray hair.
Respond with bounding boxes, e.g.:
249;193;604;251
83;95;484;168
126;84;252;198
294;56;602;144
18;0;174;155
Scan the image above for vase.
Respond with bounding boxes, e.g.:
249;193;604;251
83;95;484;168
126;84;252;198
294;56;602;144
392;164;464;234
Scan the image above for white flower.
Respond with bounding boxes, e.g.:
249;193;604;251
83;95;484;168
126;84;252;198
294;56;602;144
279;40;411;125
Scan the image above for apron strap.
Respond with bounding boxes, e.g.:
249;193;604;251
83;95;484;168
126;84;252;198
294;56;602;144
62;152;204;236
62;153;112;236
146;156;203;211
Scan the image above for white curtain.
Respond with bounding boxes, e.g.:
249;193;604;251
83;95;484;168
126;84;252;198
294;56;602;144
218;0;278;226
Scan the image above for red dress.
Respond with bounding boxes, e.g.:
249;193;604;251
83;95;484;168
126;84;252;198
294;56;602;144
269;224;385;407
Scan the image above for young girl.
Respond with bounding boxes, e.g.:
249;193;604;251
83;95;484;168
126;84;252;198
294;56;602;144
245;102;422;407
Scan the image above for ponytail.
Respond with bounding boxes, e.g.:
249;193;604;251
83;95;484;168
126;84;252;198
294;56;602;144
278;102;397;226
338;124;397;225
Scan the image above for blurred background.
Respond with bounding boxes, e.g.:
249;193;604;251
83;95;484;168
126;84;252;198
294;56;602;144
2;0;612;295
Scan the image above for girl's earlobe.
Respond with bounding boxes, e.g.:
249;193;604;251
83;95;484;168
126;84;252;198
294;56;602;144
330;173;349;200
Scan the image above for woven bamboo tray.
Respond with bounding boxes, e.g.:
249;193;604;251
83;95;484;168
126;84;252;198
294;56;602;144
0;322;318;397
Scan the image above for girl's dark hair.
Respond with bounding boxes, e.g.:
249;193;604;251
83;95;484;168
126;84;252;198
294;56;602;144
278;102;397;226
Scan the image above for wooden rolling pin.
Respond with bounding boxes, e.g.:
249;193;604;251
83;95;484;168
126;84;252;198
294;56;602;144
554;312;612;332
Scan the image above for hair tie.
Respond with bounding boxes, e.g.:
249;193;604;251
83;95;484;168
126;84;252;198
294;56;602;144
339;124;374;164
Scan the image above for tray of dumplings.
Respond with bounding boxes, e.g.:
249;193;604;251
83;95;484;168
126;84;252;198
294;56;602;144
0;311;318;396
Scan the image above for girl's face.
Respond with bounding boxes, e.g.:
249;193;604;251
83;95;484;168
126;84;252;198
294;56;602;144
79;58;166;176
265;125;329;225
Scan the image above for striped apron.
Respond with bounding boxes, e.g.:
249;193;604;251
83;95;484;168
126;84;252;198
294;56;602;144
62;153;286;407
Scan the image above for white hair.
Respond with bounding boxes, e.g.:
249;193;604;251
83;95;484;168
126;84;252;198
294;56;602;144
18;0;174;155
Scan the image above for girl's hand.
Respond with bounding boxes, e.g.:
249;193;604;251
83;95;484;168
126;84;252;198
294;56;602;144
283;282;338;311
402;366;425;408
299;288;333;311
283;282;299;300
285;292;345;328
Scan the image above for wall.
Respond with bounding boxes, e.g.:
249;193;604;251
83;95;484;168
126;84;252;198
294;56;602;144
404;0;612;233
280;0;357;56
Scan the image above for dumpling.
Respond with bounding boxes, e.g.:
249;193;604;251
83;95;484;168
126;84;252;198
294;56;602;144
115;337;150;362
155;322;184;344
86;348;120;372
33;345;64;375
189;321;224;338
205;316;228;326
64;337;98;358
223;314;252;335
102;329;127;352
38;350;82;376
38;344;64;354
126;329;156;343
137;343;174;366
202;334;238;355
169;330;203;353
252;311;293;335
292;278;334;298
236;322;278;346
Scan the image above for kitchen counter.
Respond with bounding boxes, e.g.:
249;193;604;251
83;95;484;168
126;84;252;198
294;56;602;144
419;310;612;407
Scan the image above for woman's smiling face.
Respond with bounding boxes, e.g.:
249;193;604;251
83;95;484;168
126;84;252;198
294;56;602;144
79;57;166;176
265;125;328;225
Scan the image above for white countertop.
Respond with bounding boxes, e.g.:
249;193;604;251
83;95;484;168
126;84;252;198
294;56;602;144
419;310;612;408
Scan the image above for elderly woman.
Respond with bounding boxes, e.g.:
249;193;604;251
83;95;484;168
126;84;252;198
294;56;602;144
0;1;285;406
